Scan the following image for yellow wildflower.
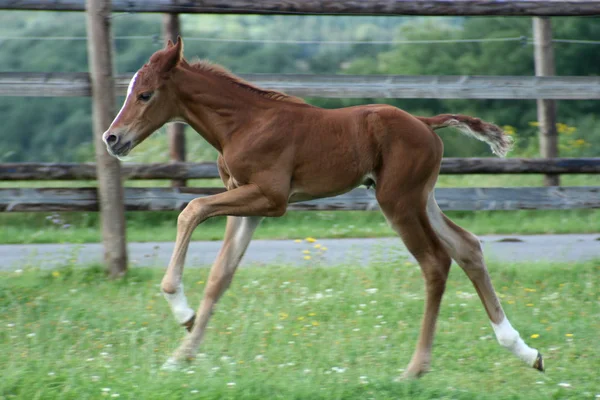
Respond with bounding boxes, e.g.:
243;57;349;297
52;271;60;278
565;333;574;337
304;256;311;260
311;321;319;326
305;237;316;243
321;247;328;251
502;125;516;136
294;239;302;243
314;244;322;249
302;250;311;254
308;312;316;316
531;334;540;339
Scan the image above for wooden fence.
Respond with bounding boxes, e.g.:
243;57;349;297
3;73;600;100
3;159;600;181
2;186;599;212
1;159;599;212
2;0;600;16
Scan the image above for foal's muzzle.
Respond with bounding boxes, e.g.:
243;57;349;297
102;131;132;157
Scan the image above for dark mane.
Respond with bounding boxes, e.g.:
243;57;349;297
187;60;306;105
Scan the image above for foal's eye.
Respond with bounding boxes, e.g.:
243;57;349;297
138;92;153;102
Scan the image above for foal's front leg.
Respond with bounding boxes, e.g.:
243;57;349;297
160;184;283;369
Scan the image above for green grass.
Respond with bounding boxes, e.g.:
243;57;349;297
1;260;598;399
0;209;598;244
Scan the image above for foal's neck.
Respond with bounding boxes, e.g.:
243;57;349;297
171;65;265;153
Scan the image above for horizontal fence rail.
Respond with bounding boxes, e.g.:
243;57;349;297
3;72;600;100
1;159;599;181
1;0;599;16
1;187;598;212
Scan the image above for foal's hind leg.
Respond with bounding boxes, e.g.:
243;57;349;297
426;194;543;371
377;188;452;379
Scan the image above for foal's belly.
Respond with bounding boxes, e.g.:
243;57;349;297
287;172;373;204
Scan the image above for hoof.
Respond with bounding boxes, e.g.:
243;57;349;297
182;314;196;332
161;357;183;372
395;365;429;381
533;352;544;372
398;370;427;380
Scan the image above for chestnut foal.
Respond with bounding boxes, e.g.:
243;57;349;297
103;38;543;378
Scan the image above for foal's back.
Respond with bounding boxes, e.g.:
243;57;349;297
279;102;443;202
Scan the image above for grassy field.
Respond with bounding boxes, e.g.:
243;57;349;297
1;259;598;399
0;209;598;245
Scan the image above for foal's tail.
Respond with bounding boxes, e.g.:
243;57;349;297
417;114;513;158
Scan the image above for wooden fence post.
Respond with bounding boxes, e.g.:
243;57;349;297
162;13;187;188
86;0;128;277
533;17;559;186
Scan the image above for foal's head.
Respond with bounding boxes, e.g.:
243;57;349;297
103;37;185;157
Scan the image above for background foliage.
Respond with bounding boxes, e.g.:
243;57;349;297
0;13;598;162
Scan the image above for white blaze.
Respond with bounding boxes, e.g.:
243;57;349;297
113;71;139;122
127;71;138;97
491;317;538;366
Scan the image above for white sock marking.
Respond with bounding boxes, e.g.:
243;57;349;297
162;283;195;325
491;317;538;366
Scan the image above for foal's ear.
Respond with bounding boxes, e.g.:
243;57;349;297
159;36;184;75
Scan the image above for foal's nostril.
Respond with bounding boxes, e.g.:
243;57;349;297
106;134;118;145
